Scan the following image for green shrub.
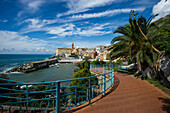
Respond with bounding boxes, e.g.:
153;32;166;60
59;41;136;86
69;68;98;103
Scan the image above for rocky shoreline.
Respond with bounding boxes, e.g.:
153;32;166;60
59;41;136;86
6;58;58;73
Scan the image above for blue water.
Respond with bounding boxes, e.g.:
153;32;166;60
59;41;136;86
0;54;51;72
0;54;74;82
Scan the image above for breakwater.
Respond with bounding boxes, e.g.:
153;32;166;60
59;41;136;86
6;58;58;73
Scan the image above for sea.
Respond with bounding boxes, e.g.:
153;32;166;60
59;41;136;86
0;54;74;82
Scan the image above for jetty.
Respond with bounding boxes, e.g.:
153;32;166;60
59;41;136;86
6;58;58;73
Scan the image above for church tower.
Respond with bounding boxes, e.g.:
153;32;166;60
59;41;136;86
71;42;74;53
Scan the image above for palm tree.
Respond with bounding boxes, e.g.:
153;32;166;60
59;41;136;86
109;11;158;74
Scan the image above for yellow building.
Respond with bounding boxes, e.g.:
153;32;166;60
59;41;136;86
56;47;72;56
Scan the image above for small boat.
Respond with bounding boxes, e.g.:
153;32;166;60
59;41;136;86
55;63;60;66
55;63;60;68
49;64;55;68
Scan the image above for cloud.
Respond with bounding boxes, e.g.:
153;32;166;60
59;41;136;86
64;40;111;48
0;30;54;54
152;0;170;21
20;20;112;37
0;19;8;23
19;0;45;12
57;0;120;17
18;0;45;17
70;8;145;19
23;19;45;29
48;36;60;39
46;23;112;37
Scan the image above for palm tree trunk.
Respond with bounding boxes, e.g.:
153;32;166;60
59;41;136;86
131;12;161;55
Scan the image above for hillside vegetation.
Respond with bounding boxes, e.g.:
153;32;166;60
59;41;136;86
109;11;170;88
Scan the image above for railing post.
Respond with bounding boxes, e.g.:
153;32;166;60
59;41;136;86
92;86;94;98
111;69;113;87
56;82;60;113
88;77;91;105
112;69;114;84
103;74;106;96
86;89;88;101
107;65;108;74
75;87;77;105
99;65;100;72
26;85;29;113
95;65;96;72
103;65;104;74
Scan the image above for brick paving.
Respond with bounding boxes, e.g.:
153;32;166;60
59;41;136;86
71;72;170;113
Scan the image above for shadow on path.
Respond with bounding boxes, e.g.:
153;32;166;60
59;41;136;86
158;97;170;113
63;76;120;113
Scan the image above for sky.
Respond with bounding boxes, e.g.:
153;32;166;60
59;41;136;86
0;0;169;54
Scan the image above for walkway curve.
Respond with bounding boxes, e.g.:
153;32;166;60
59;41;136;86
73;72;170;113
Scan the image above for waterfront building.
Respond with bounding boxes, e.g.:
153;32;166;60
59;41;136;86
56;47;72;56
86;48;96;53
92;51;98;59
96;45;107;59
55;43;109;60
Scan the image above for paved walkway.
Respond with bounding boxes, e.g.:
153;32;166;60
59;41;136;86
71;72;170;113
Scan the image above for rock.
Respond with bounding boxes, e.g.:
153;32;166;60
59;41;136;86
160;56;170;78
142;66;157;79
159;55;170;88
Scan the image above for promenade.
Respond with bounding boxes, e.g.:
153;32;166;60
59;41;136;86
69;72;170;113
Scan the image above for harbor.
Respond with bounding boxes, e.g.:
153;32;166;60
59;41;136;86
7;63;74;82
6;58;58;73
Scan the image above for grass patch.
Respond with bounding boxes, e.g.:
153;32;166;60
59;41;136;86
136;75;142;78
135;76;170;94
145;78;170;94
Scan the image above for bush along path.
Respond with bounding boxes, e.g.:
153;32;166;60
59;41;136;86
75;72;170;113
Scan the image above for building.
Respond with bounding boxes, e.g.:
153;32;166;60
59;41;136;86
56;47;72;56
71;42;74;53
55;43;109;59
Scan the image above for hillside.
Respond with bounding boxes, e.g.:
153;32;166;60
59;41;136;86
148;14;170;55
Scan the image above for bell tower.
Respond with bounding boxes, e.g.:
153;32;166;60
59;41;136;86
71;42;74;53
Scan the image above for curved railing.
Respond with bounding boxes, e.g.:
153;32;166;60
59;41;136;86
0;64;114;113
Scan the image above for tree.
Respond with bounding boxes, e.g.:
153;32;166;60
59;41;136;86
69;53;79;59
109;11;159;74
92;59;106;65
69;68;97;103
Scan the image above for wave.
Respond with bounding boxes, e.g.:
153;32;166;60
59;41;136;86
0;66;24;75
0;71;23;75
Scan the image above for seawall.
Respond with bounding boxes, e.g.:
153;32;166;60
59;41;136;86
6;58;58;73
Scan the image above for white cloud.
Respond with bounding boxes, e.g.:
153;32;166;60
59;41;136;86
0;30;54;54
18;0;45;17
64;40;111;48
19;0;45;12
152;0;170;21
0;19;8;23
57;0;120;17
20;21;112;37
46;23;112;37
24;19;45;29
48;36;60;39
71;8;145;19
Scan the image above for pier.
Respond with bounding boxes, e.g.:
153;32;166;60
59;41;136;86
6;58;58;73
58;59;83;63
